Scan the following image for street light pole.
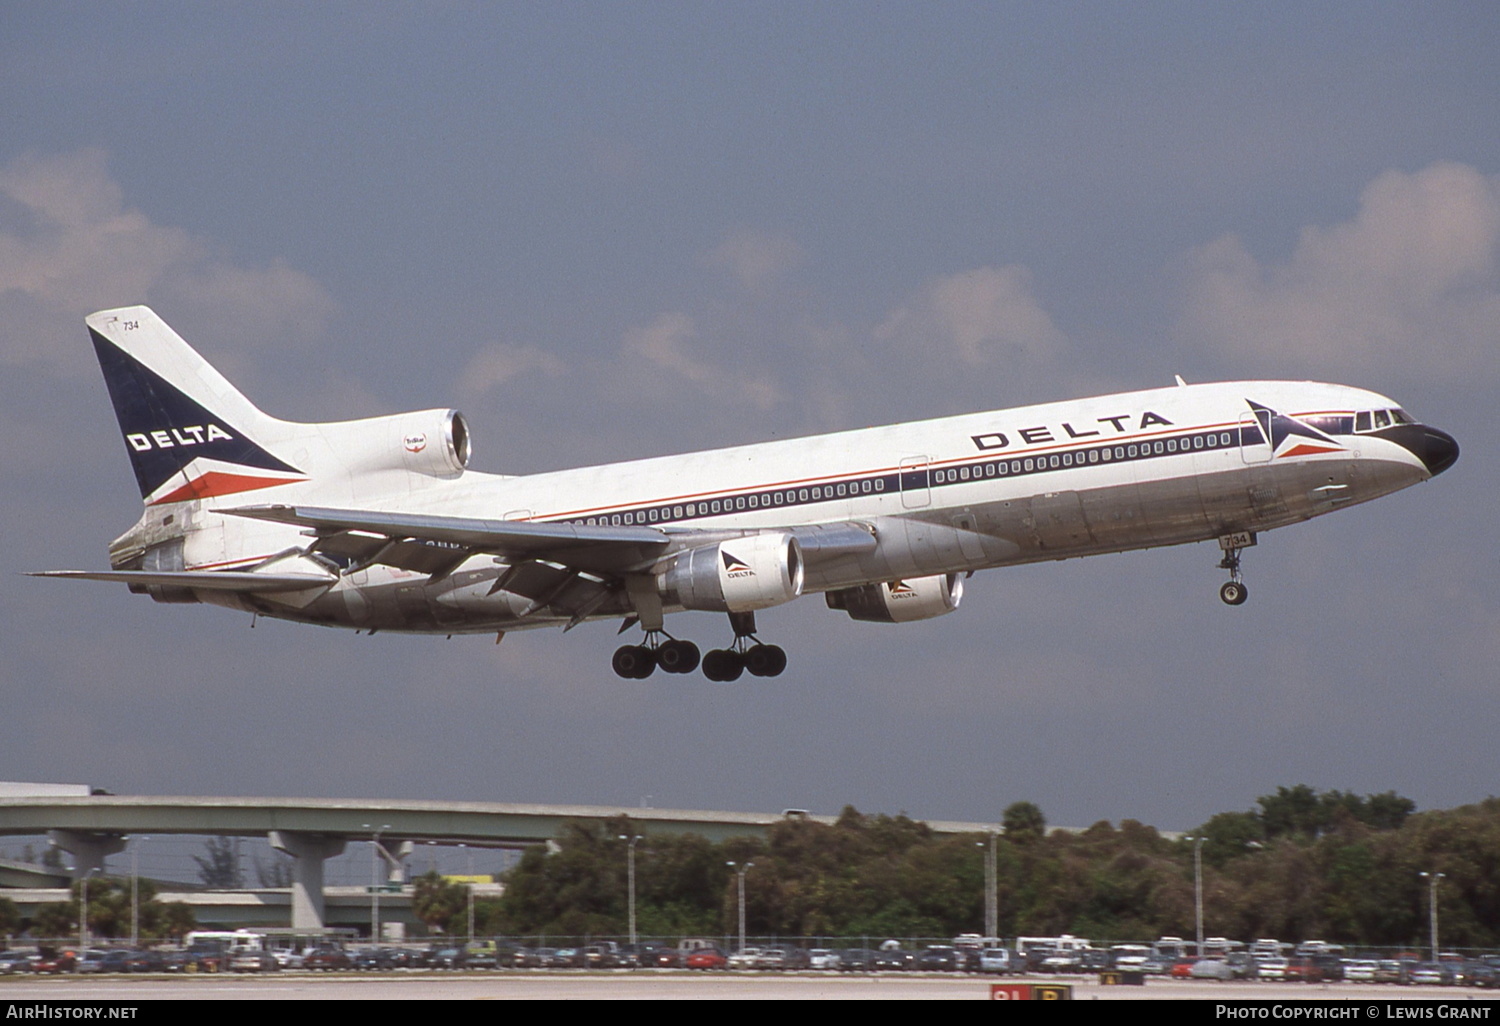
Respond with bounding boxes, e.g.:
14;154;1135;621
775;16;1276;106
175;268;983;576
129;837;148;949
363;822;392;944
727;861;754;954
467;882;476;945
619;834;643;949
1185;835;1204;956
975;833;998;939
1420;871;1446;961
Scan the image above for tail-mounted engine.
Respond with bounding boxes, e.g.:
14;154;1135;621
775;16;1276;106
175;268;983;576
825;573;964;623
658;533;804;612
337;409;472;478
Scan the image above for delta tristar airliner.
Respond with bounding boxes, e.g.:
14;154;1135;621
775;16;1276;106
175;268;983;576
36;306;1458;681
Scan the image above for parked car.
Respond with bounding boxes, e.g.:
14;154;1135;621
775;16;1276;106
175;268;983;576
836;949;878;972
684;947;727;970
302;947;353;971
0;950;38;974
979;948;1017;974
1256;958;1289;981
229;950;280;973
1190;958;1239;981
870;948;914;972
727;947;763;970
33;951;78;974
73;950;114;974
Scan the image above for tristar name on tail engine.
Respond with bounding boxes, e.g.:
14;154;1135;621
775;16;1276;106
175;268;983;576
36;306;1459;681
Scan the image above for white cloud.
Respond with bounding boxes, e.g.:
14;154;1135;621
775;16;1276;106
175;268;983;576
1180;162;1500;383
875;264;1068;366
0;148;335;373
704;229;805;290
458;342;567;398
621;311;782;409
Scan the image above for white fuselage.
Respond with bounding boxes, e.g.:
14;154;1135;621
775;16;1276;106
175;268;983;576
139;378;1433;634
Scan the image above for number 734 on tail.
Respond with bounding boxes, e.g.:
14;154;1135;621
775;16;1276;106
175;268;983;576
36;306;1458;681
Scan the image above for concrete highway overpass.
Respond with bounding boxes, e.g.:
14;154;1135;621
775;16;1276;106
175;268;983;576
0;793;997;931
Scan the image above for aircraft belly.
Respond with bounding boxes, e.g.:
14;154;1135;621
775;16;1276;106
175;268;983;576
1025;490;1095;551
1079;481;1149;550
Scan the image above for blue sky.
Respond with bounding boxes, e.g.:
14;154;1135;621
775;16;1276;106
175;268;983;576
1;2;1497;832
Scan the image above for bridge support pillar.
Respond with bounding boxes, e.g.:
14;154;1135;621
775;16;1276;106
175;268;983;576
48;830;126;878
379;839;413;883
269;831;346;930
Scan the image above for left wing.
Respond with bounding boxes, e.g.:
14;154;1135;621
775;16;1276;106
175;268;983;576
223;503;878;581
224;504;674;577
28;568;336;593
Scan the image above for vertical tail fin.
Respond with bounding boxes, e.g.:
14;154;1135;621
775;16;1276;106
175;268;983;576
86;306;307;506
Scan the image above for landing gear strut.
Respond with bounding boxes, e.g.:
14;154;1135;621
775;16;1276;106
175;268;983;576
702;611;787;682
612;631;701;679
1216;531;1254;606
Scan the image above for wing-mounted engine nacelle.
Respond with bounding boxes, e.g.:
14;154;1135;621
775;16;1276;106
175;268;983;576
658;533;804;612
335;409;472;478
825;573;964;623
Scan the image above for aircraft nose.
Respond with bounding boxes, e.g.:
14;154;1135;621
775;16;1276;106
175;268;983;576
1415;426;1459;476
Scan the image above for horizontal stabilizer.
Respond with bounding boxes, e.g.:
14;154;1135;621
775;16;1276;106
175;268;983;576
30;569;335;593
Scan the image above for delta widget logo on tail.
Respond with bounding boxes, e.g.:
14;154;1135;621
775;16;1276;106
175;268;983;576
92;327;306;504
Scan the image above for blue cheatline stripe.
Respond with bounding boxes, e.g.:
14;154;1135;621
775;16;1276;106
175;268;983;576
549;424;1265;529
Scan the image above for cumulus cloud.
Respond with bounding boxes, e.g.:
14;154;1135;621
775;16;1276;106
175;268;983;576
875;264;1068;366
621;311;782;409
704;229;805;290
0;148;335;373
458;342;568;398
1180;162;1500;383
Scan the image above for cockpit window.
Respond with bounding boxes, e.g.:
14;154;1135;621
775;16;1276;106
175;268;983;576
1301;414;1354;435
1354;408;1414;433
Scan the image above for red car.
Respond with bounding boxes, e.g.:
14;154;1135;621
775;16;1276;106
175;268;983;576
685;947;728;970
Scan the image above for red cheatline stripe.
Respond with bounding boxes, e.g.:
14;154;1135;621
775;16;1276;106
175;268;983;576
1279;443;1343;459
148;471;305;506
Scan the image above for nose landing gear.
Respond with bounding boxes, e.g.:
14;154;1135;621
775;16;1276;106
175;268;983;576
1216;531;1255;606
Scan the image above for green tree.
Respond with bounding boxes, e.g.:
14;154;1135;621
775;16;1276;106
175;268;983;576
253;854;294;888
1002;802;1046;844
1193;810;1265;867
193;837;244;889
412;870;469;934
32;902;74;939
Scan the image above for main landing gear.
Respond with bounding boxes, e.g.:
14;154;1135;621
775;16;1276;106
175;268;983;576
612;632;700;679
702;611;787;682
611;612;787;681
1216;531;1255;606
